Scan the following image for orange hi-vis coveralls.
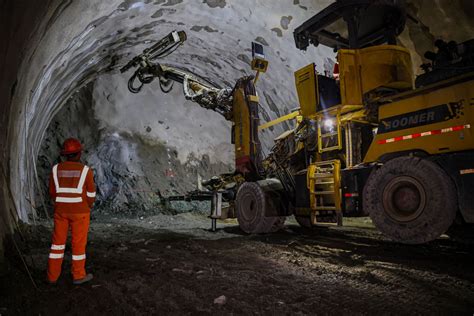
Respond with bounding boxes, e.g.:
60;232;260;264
47;161;96;282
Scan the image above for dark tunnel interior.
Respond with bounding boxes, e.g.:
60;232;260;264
1;0;474;314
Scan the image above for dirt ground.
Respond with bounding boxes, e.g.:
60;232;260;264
1;213;474;315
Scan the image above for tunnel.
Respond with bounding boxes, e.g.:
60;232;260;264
1;0;474;314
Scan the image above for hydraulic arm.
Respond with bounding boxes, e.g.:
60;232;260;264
120;30;268;180
120;31;233;118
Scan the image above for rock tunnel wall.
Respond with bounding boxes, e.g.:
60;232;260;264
1;0;473;260
0;0;57;264
398;0;474;75
37;80;234;216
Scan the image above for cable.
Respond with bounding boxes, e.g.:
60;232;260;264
128;71;144;93
159;79;174;93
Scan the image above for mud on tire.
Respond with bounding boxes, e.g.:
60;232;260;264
363;156;457;244
236;182;285;234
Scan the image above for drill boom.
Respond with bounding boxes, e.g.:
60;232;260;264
120;30;233;118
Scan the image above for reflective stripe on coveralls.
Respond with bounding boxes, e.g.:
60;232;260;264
72;254;86;260
49;243;66;259
52;164;89;194
56;197;83;203
49;253;64;259
86;191;96;198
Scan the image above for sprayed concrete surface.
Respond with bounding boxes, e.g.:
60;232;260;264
2;213;474;315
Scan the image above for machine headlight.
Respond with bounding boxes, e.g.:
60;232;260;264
324;119;334;129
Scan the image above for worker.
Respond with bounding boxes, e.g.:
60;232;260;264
333;62;340;81
47;138;96;285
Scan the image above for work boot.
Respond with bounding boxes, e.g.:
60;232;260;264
73;273;93;285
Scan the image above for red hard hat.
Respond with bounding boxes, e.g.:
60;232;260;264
61;138;82;155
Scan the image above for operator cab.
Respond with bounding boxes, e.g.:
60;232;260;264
294;0;405;51
293;0;411;118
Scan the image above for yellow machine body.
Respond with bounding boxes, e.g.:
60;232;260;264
233;87;253;161
364;74;474;162
287;44;474;225
292;44;474;165
338;45;413;106
294;63;318;117
294;45;412;116
232;81;263;179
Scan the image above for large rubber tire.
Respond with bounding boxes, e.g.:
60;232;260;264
364;156;457;244
235;182;286;234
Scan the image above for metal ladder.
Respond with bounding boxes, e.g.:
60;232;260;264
307;160;343;225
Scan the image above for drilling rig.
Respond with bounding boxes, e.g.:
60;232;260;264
258;0;474;244
121;0;474;244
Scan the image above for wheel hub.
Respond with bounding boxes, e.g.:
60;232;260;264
239;192;258;223
383;176;426;223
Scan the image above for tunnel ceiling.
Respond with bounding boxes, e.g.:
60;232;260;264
7;0;474;221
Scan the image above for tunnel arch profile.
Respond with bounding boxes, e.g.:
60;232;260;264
6;0;332;225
